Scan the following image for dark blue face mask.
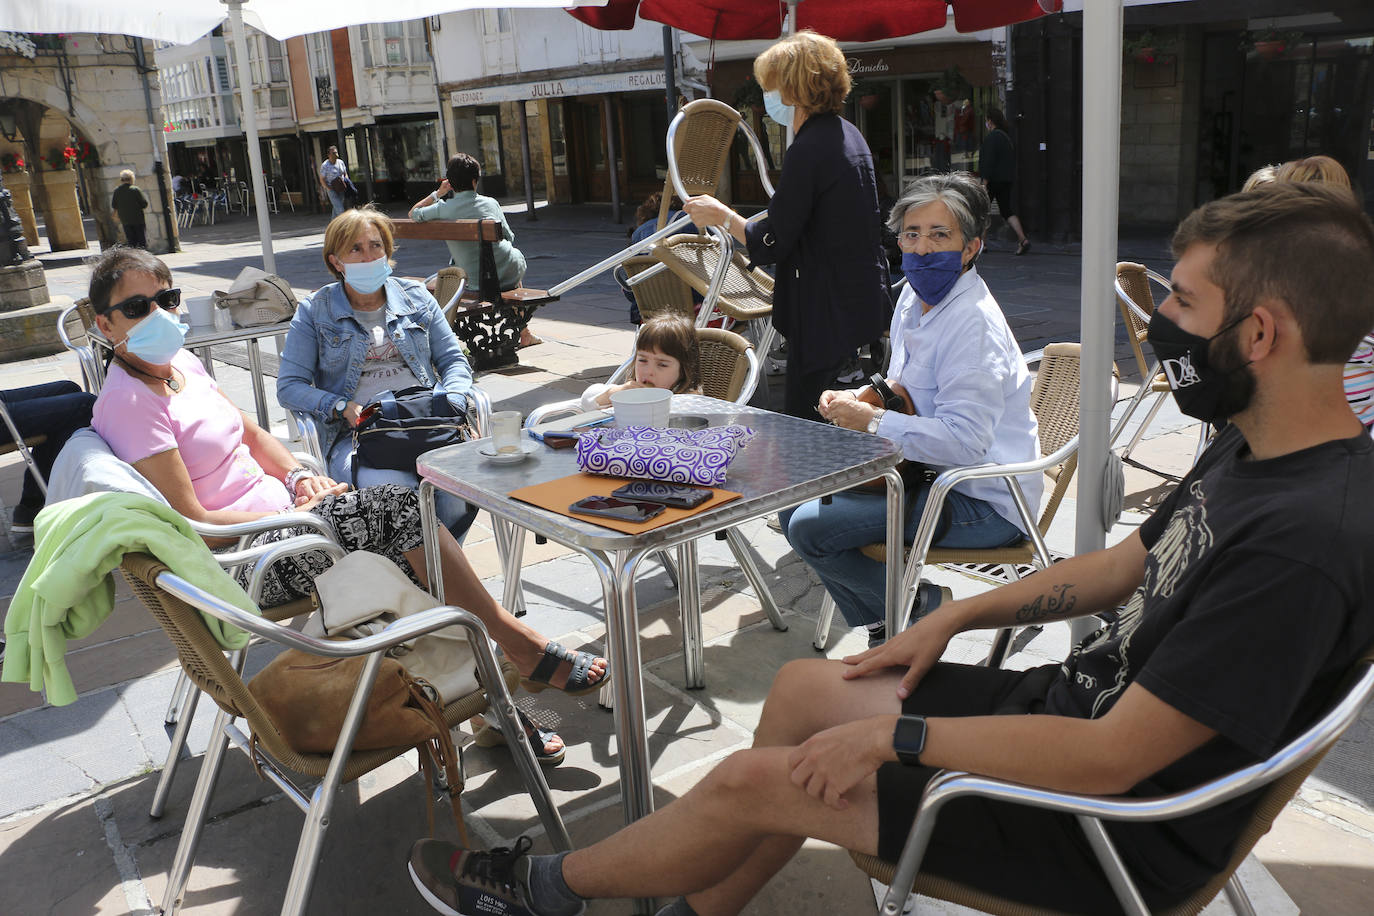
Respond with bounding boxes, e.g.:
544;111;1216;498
901;250;964;306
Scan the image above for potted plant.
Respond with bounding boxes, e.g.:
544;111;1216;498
1240;28;1304;60
932;66;972;105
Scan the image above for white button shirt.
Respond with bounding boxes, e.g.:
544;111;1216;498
876;267;1042;534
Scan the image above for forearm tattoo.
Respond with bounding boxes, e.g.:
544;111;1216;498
1015;583;1078;623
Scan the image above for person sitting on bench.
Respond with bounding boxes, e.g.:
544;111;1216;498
410;153;538;348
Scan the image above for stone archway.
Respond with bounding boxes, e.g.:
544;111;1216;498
2;51;177;254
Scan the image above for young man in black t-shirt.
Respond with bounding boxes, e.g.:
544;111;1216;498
408;183;1374;916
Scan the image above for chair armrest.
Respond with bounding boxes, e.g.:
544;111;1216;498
156;569;497;657
241;534;346;603
441;275;469;323
738;345;762;405
525;398;583;429
464;385;492;438
188;511;340;544
289;409;327;466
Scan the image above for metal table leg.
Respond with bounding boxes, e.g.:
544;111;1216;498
247;338;270;429
884;469;906;637
677;539;704;689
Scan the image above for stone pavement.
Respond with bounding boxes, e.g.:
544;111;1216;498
0;204;1370;914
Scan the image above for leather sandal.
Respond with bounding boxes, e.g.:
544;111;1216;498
472;709;566;767
521;641;607;697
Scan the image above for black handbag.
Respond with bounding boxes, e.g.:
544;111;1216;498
351;385;472;484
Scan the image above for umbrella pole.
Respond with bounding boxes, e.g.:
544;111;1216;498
225;0;276;274
1073;0;1124;644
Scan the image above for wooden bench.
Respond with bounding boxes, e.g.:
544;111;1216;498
392;218;558;370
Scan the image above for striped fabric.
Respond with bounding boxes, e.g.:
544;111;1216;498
1344;333;1374;428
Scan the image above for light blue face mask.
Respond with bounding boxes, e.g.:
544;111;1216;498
763;90;795;127
343;256;392;295
122;306;188;365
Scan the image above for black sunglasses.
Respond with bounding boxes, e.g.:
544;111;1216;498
102;288;182;321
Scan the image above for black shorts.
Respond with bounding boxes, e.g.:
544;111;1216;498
875;662;1180;914
986;180;1016;220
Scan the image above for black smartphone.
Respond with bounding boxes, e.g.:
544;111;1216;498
611;481;712;509
569;496;666;522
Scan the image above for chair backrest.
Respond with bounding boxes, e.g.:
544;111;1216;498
623;255;695;322
695;327;755;404
434;267;468;320
1115;261;1170;380
1027;343;1084;534
653;234;774;321
659;99;742;228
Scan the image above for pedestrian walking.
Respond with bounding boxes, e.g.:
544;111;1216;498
318;146;351;217
110;169;149;249
978;108;1031;255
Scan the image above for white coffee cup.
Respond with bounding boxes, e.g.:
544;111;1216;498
611;387;672;428
186;295;215;329
490;410;523;454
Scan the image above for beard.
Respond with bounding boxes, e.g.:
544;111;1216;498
1207;321;1257;421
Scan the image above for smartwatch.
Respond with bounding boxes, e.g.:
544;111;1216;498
893;714;928;767
333;398;348;420
868;373;906;413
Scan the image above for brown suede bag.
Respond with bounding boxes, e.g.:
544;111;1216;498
249;650;440;753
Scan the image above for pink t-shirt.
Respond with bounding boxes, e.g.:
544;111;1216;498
93;350;291;513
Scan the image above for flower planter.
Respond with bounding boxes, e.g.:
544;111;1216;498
1254;40;1287;60
39;168;87;252
859;94;880;111
1132;47;1157;64
4;170;40;247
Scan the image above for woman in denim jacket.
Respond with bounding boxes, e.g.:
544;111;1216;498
278;206;478;539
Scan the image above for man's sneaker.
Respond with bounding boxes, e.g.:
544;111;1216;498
409;836;563;916
765;355;788;377
865;581;952;649
835;357;865;385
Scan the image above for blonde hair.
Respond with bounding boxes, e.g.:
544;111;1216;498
1241;165;1277;192
119;169;135;184
1275;155;1352;191
322;205;395;281
754;30;850;117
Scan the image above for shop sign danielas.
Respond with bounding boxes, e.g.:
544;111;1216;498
452;70;666;107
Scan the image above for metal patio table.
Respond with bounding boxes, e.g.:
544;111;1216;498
89;318;290;429
417;394;905;837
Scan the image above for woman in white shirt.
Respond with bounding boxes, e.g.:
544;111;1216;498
782;172;1041;646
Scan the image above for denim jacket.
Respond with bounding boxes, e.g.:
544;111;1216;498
277;277;473;448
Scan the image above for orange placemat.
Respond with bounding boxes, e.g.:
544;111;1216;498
507;473;741;534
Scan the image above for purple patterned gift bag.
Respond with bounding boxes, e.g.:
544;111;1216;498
575;425;756;486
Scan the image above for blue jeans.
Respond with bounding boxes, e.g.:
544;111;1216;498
327;189;346;216
0;381;96;512
782;484;1023;627
327;435;476;542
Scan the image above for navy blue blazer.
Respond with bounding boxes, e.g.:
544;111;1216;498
743;113;890;371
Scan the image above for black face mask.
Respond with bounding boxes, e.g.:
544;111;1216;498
1146;308;1256;424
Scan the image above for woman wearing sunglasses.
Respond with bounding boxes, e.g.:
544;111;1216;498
87;247;607;765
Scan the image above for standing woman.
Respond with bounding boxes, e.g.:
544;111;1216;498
978;108;1031;256
684;30;889;421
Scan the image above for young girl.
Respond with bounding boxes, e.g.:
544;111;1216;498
581;314;702;410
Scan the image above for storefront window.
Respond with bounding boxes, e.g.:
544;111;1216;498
369;120;439;197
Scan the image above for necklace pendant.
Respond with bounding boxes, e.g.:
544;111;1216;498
166;377;180;392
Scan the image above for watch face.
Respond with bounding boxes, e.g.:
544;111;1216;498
893;714;927;765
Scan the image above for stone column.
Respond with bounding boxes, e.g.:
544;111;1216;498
38;168;87;251
4;171;40;247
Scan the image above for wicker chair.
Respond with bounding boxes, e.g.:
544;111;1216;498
121;550;569;916
812;344;1096;657
653;233;777;358
619;254;697;323
1110;261;1210;477
852;644;1374;916
434;266;469;324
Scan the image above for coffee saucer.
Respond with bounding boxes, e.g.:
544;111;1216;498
478;440;539;465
